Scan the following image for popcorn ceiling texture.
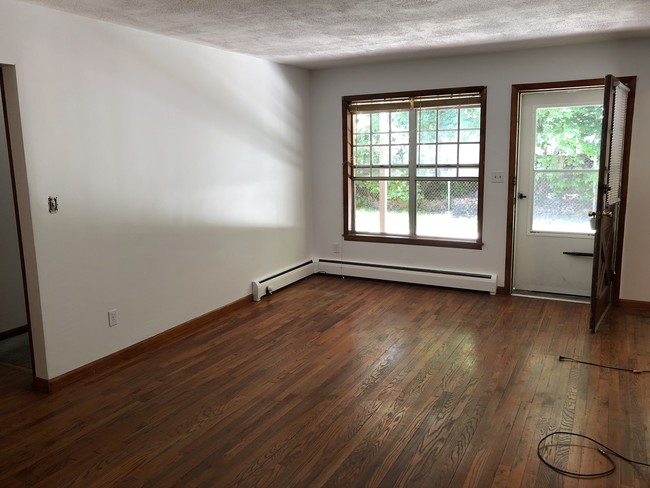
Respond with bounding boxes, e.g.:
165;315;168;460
17;0;650;67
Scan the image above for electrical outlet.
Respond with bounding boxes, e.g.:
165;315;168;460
108;309;118;327
491;171;505;183
333;242;340;254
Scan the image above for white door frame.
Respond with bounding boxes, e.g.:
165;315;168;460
512;87;603;296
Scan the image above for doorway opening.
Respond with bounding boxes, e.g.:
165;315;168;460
513;86;603;299
0;66;34;378
505;77;636;329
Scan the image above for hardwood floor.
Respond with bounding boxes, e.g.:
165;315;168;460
0;275;648;487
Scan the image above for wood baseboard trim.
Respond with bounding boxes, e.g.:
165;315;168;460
43;295;252;393
0;324;28;341
33;376;49;393
496;286;509;295
618;299;650;311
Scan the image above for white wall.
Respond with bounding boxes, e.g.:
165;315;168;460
2;0;648;380
310;39;650;302
0;91;27;333
0;0;311;378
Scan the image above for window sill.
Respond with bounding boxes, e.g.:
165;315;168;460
343;232;484;249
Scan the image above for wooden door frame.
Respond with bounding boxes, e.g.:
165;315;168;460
504;77;636;302
0;65;36;380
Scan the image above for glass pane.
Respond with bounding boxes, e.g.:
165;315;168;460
354;180;379;233
532;171;598;233
391;132;409;144
459;167;479;177
438;130;458;143
438;144;458;165
372;133;389;145
437;167;457;177
372;112;390;132
391;168;409;177
459;129;480;143
459;143;480;165
372;147;389;165
354;146;370;165
385;181;410;235
416;167;436;177
418;131;436;143
416;180;478;239
535;105;602;170
353;180;409;235
354;113;370;133
354;133;370;145
418;109;437;131
391;145;408;165
391;111;409;130
418;145;436;165
354;168;370;177
438;109;459;130
460;107;481;129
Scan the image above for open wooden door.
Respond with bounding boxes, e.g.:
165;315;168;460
589;75;635;332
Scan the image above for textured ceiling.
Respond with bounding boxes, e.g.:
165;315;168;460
17;0;650;68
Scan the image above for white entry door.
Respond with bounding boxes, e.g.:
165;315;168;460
513;87;604;296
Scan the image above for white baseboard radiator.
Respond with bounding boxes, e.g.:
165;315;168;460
252;260;316;301
316;259;497;295
252;258;497;301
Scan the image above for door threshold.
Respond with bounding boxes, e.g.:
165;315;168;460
511;290;590;304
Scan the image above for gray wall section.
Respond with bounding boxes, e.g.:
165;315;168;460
0;90;27;333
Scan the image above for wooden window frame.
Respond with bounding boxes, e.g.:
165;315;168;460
342;86;487;249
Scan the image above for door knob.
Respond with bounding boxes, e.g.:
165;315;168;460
588;210;613;218
518;193;527;199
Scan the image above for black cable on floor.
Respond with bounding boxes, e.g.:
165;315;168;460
559;355;650;374
537;431;650;478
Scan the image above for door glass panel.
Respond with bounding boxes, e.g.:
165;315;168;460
531;104;602;234
532;171;598;233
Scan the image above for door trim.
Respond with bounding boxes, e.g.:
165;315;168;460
607;76;636;306
1;65;42;381
504;77;635;302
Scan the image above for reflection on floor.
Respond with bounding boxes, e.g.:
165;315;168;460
0;333;32;370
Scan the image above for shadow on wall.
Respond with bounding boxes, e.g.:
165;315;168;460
4;4;313;380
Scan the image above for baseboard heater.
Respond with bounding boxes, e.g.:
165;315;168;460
252;258;497;301
316;259;497;295
252;260;316;301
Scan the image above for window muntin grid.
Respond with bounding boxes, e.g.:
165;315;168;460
416;106;481;178
345;88;485;246
352;111;410;178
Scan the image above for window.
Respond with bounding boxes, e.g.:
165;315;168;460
531;102;602;234
343;86;486;248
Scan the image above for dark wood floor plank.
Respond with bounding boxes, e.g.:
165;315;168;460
1;275;648;487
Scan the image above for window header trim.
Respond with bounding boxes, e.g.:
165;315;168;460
343;85;486;104
348;94;482;113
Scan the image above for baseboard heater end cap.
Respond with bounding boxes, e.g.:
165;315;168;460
252;260;315;302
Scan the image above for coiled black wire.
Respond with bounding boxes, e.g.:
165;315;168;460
537;431;650;478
